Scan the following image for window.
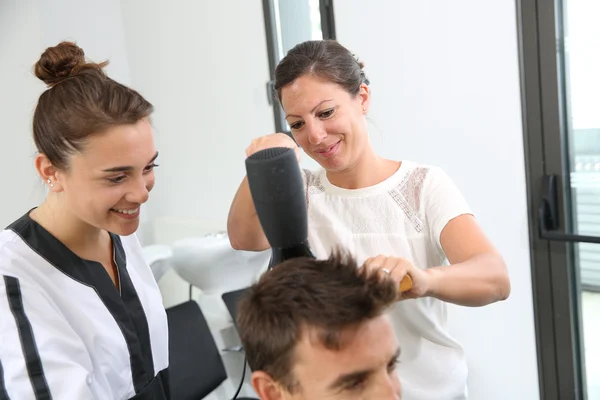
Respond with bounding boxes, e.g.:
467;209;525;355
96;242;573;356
518;0;600;398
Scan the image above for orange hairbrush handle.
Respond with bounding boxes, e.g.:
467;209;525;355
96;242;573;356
399;275;413;293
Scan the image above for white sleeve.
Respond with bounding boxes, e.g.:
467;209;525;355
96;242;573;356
423;167;473;252
0;276;96;400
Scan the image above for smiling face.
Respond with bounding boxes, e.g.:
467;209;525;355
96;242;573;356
281;75;371;173
49;118;158;236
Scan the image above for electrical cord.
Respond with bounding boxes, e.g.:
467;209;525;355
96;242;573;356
230;354;247;400
230;262;275;399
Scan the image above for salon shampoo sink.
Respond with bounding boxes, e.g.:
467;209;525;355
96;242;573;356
142;244;173;283
170;232;270;295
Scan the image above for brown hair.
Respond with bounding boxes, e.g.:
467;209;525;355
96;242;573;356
236;250;397;392
32;41;154;170
273;39;370;101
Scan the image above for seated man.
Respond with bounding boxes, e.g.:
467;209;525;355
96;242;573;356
236;251;402;399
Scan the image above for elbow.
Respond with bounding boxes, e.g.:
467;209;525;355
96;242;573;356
492;258;511;302
474;254;511;305
227;220;245;251
229;237;243;251
227;226;249;251
229;236;250;251
496;274;511;301
227;225;263;252
227;214;269;252
229;237;268;252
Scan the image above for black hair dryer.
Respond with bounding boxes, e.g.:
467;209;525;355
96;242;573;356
245;147;315;269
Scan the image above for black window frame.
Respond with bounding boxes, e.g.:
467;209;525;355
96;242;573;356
517;0;589;398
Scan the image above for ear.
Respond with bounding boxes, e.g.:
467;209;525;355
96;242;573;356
251;371;287;400
34;153;64;193
358;83;371;115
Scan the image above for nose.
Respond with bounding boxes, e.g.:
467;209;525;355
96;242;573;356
126;175;151;204
307;120;327;145
373;373;402;400
393;375;402;399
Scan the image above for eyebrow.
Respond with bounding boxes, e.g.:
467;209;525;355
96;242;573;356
285;99;333;119
327;348;401;391
102;151;159;173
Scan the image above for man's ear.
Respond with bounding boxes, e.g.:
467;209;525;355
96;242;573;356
251;371;287;400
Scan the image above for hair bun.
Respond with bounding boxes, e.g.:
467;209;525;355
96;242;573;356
34;41;89;87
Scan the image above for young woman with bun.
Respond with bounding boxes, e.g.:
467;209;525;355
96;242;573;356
0;41;170;399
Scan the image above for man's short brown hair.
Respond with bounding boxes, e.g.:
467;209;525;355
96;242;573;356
236;250;398;391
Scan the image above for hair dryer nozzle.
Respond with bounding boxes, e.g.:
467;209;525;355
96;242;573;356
245;147;308;249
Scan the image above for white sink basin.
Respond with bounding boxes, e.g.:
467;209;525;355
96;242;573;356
142;244;174;282
170;233;271;295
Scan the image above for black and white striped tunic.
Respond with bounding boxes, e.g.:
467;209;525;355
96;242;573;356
0;212;170;399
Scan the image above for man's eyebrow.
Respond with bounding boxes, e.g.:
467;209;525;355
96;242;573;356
102;151;159;172
326;347;401;391
327;369;373;391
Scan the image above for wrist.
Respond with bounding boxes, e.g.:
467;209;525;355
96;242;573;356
424;267;443;297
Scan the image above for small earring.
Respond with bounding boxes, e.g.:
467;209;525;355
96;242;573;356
47;179;54;188
363;108;366;112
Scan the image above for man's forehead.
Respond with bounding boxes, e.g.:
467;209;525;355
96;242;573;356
289;326;358;390
292;316;396;373
289;321;399;398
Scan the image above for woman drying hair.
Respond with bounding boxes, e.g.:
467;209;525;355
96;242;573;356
228;39;511;400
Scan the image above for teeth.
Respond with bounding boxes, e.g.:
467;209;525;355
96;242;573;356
113;208;139;215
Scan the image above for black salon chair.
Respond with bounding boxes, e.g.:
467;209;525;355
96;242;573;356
166;300;257;399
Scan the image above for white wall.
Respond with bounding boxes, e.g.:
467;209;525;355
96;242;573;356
334;1;539;399
0;0;146;235
120;0;275;244
0;0;45;228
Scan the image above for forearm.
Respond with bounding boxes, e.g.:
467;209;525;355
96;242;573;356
227;176;269;251
425;253;511;307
